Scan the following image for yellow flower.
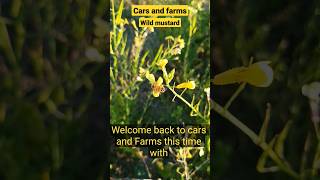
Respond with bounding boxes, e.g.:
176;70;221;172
171;48;182;55
213;61;273;87
176;148;192;159
151;77;165;97
170;36;185;55
146;71;155;83
176;81;196;89
116;18;128;26
145;72;165;97
147;27;154;32
177;37;185;49
157;59;168;70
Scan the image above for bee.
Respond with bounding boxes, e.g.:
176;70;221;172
151;83;166;95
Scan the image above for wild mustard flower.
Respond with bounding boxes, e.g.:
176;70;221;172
157;59;168;70
176;81;196;89
116;18;129;27
146;27;154;32
146;72;165;97
151;77;165;97
176;148;192;159
171;36;185;55
146;71;155;83
213;61;274;87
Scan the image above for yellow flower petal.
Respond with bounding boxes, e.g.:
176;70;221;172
152;90;161;97
213;61;274;87
157;59;168;70
213;67;246;85
176;81;196;89
177;38;185;49
156;77;163;85
151;77;164;97
176;148;192;159
146;72;155;83
241;61;273;87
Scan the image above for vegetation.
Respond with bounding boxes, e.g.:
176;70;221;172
110;0;210;179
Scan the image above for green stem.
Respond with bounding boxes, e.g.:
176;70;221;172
224;83;246;109
300;133;311;179
166;85;206;121
312;142;320;176
212;100;299;179
111;0;116;46
183;34;192;80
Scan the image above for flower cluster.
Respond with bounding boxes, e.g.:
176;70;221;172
165;36;186;56
143;58;195;98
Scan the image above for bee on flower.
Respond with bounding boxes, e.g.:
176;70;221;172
146;72;166;97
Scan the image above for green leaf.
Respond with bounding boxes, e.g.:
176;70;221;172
151;44;163;67
0;18;16;67
140;51;149;67
116;29;124;49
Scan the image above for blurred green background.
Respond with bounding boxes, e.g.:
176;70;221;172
214;0;320;179
0;0;108;179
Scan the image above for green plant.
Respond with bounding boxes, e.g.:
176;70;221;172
212;61;320;179
110;0;210;178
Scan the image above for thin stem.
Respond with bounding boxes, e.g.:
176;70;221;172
137;95;152;124
111;0;116;46
135;148;152;178
166;85;206;120
224;83;246;110
212;100;299;179
172;88;186;102
312;142;320;176
183;34;192;80
183;152;190;180
190;158;209;177
300;133;311;179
